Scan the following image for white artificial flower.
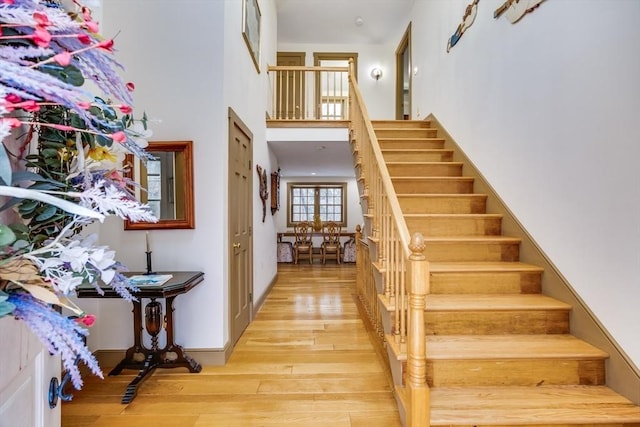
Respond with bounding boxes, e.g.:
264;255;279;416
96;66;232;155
55;273;84;294
101;269;116;284
128;122;152;149
60;245;90;272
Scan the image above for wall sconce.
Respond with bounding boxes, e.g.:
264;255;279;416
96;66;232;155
370;67;383;81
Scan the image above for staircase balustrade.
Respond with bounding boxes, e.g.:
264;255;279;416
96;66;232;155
348;61;429;427
267;65;350;121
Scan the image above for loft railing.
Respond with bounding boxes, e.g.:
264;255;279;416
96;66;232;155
267;65;350;121
348;61;430;426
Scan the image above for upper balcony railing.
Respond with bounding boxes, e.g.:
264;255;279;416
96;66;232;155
267;65;350;121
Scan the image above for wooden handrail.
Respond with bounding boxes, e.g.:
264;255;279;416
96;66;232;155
267;65;349;72
346;67;411;253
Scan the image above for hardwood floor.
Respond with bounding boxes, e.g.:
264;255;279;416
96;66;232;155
62;263;401;426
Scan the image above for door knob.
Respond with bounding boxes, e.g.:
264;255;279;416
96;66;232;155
233;243;241;248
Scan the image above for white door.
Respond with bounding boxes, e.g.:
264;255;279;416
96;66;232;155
0;317;61;427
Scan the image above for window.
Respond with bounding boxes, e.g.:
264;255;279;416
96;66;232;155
313;52;358;120
287;183;347;227
320;98;346;120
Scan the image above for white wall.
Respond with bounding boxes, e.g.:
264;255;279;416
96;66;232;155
277;43;397;119
223;0;279;340
88;0;278;352
408;0;640;366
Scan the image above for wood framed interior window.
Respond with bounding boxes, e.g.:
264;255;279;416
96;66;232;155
287;182;347;228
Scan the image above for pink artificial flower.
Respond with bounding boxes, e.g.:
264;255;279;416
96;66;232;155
119;105;132;114
77;33;91;45
107;170;126;187
33;12;50;27
5;94;21;103
48;123;74;132
31;27;51;48
97;39;114;52
54;51;72;66
84;20;99;33
2;0;15;4
21;100;40;112
1;118;22;128
75;314;96;327
126;82;135;92
111;131;126;143
78;101;92;110
82;8;92;22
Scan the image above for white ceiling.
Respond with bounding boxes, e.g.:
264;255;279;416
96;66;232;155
274;0;415;45
270;0;414;177
268;137;355;177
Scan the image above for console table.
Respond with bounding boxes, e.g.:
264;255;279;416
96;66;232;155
76;271;204;403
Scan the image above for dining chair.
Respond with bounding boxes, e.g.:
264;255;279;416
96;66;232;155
293;221;313;264
321;221;341;264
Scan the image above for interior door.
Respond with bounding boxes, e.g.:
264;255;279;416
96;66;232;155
228;108;253;347
276;52;305;119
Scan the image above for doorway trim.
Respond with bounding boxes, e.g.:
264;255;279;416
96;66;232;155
227;107;254;349
276;52;306;119
395;23;412;120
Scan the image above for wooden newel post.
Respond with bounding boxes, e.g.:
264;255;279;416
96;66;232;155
407;232;429;427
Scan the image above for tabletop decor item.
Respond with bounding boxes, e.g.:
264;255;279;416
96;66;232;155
0;0;156;391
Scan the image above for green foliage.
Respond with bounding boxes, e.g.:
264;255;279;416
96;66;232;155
40;63;85;87
0;224;15;246
19;106;79;243
0;291;15;318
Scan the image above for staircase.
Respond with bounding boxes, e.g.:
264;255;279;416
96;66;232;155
361;119;640;426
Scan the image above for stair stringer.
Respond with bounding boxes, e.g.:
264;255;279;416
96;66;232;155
427;113;640;405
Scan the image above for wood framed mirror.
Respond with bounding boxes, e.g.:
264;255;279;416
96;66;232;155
124;140;195;230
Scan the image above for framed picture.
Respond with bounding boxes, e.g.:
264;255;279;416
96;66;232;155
242;0;261;72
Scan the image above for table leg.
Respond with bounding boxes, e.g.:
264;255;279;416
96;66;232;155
110;295;202;404
159;296;202;372
109;300;146;376
121;353;159;404
109;298;167;403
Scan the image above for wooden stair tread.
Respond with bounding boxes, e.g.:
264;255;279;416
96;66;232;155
378;137;446;143
430;385;640;425
379;293;569;312
427;294;571;311
430;261;544;273
366;236;521;245
386;161;462;165
376;137;443;140
392;176;473;181
404;213;502;219
373;123;437;132
426;335;609;360
372;119;431;125
397;193;486;198
381;148;451;153
425;236;521;243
